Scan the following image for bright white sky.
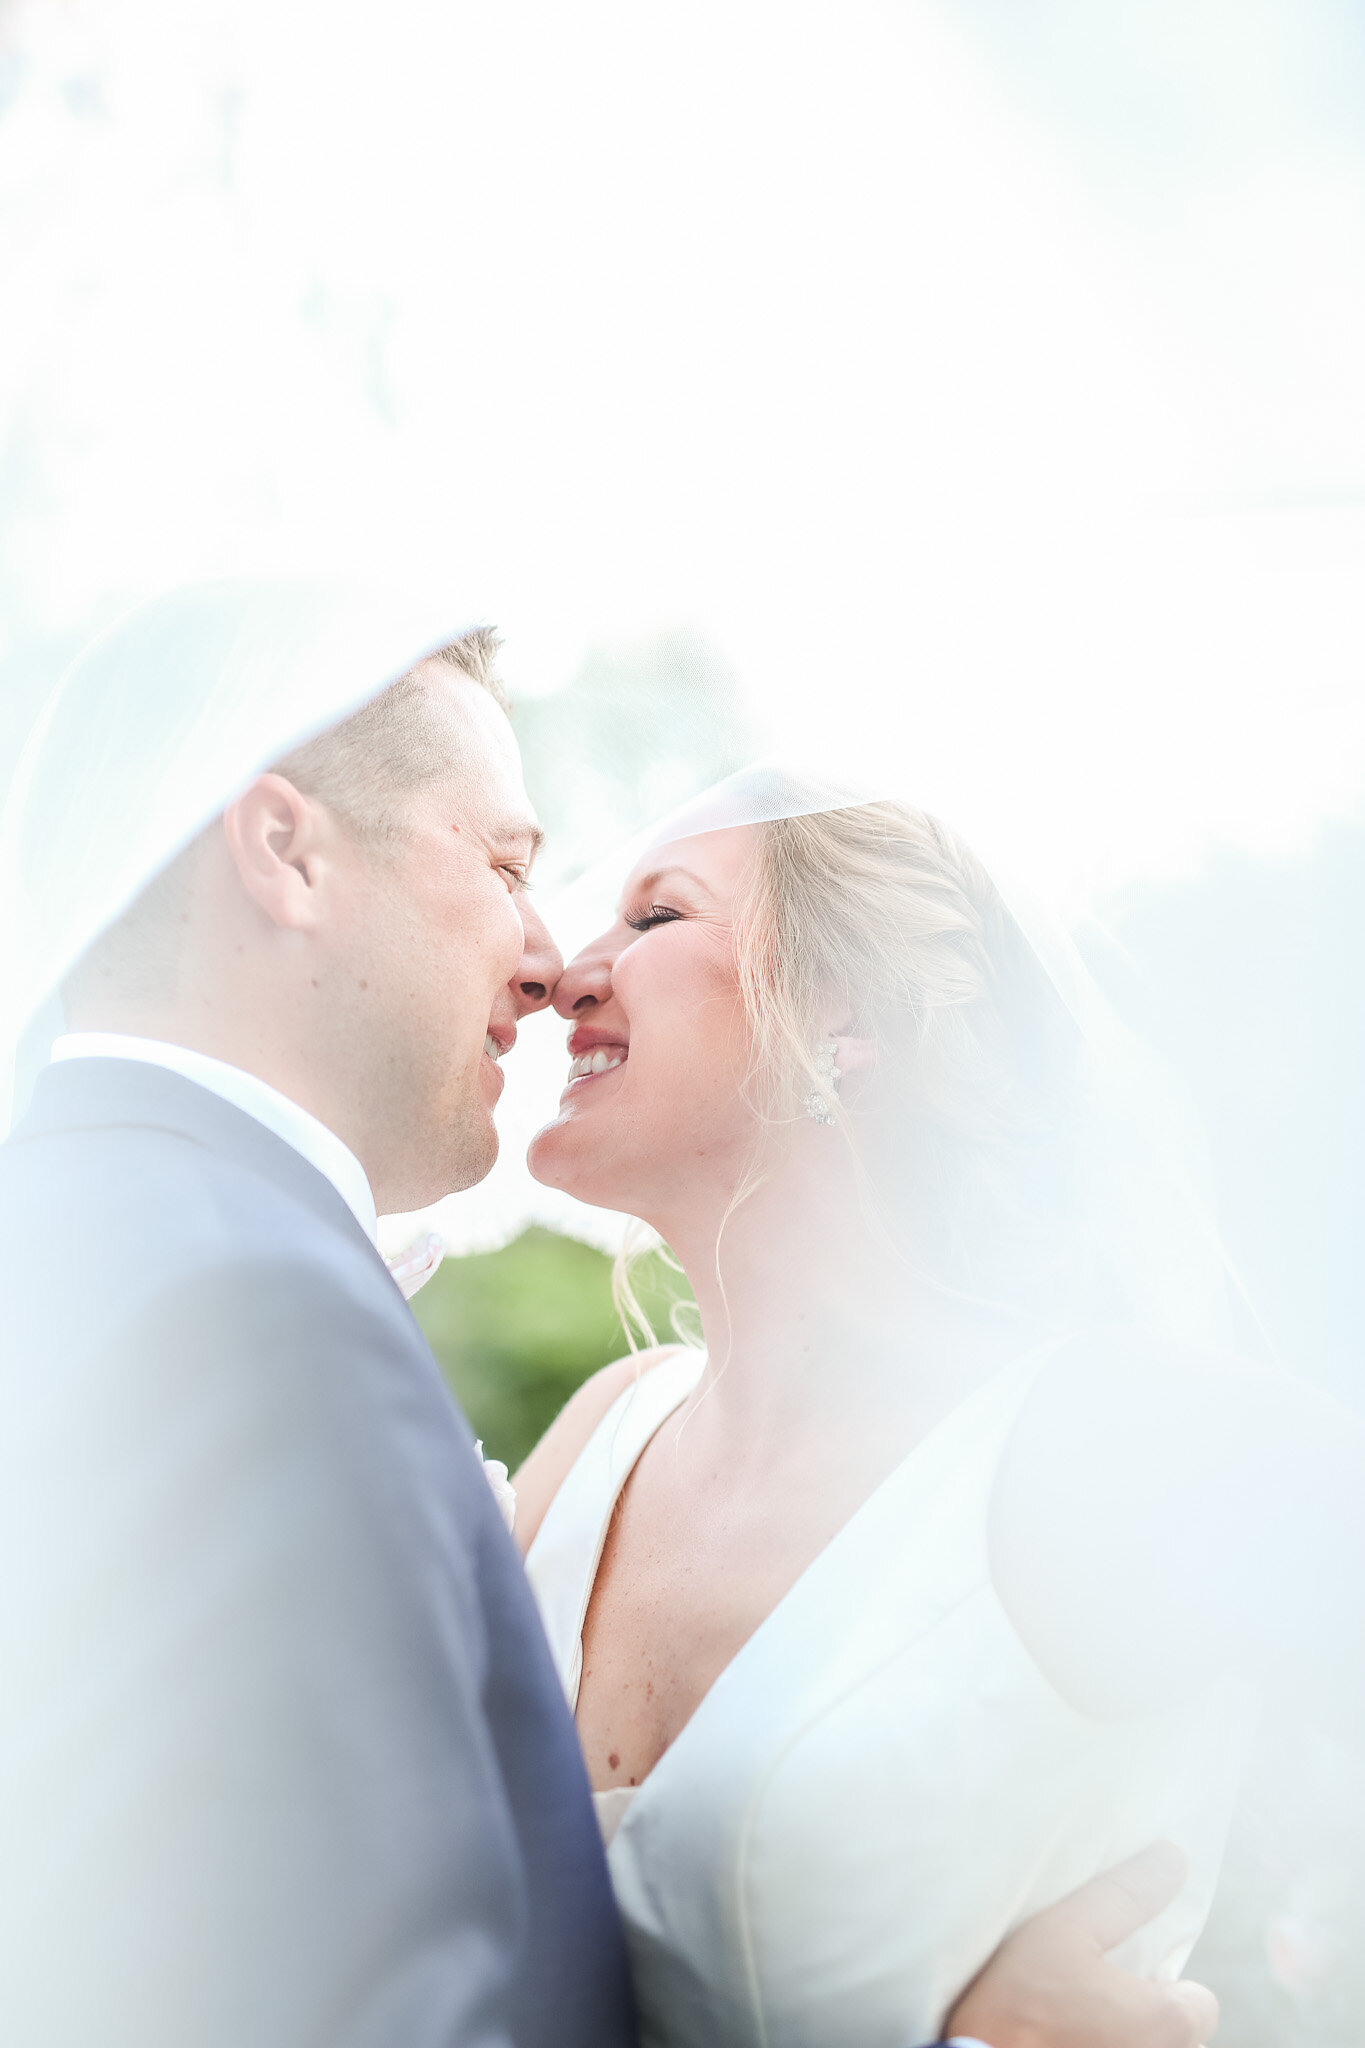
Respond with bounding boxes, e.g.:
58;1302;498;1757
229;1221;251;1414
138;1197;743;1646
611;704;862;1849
3;0;1365;893
2;0;1364;1246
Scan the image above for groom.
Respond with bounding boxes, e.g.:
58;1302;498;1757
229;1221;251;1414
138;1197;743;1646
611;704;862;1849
0;584;1216;2048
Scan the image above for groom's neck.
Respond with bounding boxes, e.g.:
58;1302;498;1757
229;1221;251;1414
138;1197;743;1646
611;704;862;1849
67;986;374;1179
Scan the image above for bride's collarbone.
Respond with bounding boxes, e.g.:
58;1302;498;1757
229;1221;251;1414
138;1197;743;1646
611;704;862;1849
589;1457;800;1655
585;1376;974;1668
610;1414;876;1594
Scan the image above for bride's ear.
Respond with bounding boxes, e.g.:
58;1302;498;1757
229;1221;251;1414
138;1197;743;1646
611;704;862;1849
831;1033;878;1079
818;1010;878;1082
222;773;325;931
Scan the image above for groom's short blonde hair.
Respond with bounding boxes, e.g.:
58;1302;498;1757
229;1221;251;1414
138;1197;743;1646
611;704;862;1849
273;625;508;842
63;626;508;1014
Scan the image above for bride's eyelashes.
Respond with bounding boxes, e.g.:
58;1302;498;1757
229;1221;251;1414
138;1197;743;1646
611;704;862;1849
498;863;532;892
625;903;684;933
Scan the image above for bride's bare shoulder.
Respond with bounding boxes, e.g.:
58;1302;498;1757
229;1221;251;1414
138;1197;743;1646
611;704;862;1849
511;1345;686;1556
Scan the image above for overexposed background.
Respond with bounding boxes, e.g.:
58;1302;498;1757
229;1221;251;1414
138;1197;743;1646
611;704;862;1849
5;13;1365;2027
4;0;1365;874
2;0;1363;1362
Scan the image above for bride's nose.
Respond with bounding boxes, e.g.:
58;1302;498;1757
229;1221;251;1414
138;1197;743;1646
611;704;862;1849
551;943;615;1018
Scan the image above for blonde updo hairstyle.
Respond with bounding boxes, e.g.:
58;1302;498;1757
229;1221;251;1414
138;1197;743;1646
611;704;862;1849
730;800;1089;1313
614;799;1097;1345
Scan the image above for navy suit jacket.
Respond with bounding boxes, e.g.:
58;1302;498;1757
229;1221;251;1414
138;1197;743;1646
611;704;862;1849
0;1058;636;2048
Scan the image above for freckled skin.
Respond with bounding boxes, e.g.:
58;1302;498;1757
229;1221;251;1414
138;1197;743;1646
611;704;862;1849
519;825;1037;1799
573;1401;889;1792
524;827;920;1793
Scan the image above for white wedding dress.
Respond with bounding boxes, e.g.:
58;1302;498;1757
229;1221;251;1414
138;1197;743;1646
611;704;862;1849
526;1344;1257;2048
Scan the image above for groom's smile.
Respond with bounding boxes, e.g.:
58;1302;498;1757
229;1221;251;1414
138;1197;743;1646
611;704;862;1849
479;1018;519;1101
358;677;559;1206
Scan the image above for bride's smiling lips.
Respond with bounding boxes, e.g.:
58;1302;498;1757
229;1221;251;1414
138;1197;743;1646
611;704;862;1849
562;1023;629;1098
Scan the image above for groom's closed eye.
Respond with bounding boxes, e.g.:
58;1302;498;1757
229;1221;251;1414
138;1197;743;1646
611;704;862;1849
489;820;546;892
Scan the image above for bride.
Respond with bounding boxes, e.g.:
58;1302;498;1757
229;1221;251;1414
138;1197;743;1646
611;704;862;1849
507;770;1365;2047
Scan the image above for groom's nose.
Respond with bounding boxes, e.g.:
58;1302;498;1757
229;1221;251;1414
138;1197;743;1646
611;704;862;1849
511;895;563;1017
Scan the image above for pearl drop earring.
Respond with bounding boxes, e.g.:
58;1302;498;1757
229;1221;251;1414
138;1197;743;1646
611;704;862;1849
804;1040;841;1125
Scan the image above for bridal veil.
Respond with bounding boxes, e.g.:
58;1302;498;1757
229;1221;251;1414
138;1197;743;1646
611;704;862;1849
0;580;473;1130
539;757;1244;1357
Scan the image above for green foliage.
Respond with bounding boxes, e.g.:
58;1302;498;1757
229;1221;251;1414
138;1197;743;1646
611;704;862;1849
410;1226;694;1470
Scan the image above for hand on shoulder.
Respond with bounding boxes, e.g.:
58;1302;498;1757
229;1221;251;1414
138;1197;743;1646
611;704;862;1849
511;1345;687;1555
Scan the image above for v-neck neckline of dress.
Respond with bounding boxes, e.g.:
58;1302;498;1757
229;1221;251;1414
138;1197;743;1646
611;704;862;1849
572;1338;1059;1823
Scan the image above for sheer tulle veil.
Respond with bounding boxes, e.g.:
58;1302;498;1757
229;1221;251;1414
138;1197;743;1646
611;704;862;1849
538;757;1245;1356
0;597;1245;1354
0;580;475;1131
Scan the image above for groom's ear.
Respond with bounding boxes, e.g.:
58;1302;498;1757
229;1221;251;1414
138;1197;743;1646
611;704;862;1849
222;773;329;931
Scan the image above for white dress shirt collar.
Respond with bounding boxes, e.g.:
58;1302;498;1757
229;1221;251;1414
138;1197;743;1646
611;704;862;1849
50;1033;378;1243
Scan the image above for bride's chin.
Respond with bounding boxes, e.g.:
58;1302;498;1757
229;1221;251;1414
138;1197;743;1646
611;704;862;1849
526;1122;629;1210
526;1120;585;1195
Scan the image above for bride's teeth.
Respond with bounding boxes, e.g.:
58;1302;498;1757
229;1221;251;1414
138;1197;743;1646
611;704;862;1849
483;1033;501;1060
566;1049;626;1081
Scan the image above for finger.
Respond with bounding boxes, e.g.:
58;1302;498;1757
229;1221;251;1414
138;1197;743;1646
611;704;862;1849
1045;1841;1189;1953
1167;1978;1219;2042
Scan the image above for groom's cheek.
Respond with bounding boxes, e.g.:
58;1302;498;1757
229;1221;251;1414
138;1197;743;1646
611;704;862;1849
486;890;529;986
